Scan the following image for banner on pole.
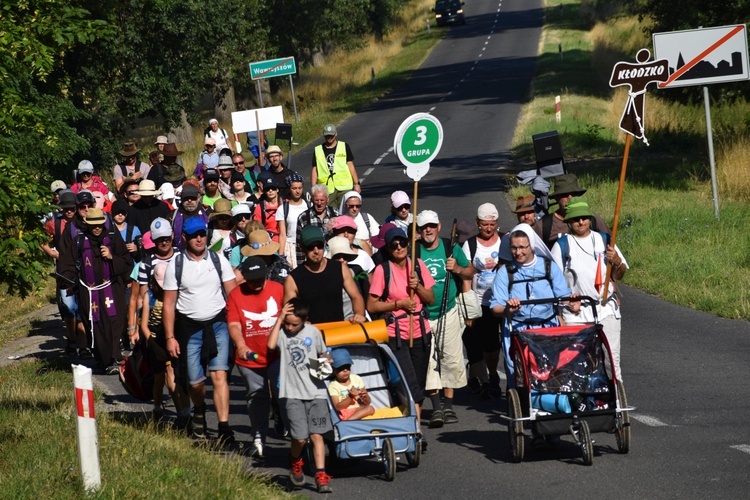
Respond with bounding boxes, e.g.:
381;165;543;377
231;106;284;134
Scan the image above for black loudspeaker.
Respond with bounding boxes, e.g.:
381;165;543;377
532;130;563;164
275;123;293;141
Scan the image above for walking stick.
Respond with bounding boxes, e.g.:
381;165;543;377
408;181;419;348
434;219;458;373
602;133;630;303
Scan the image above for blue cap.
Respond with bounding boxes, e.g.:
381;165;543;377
183;217;207;235
331;348;353;369
385;226;408;245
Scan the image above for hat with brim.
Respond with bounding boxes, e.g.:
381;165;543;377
136;179;161;196
58;190;76;209
155;135;168;145
549;173;587;198
326;236;357;262
83;208;107;225
161;143;183;156
563;197;595;222
331;348;353;369
217;156;234;170
209;199;233;220
266;145;283;156
300;225;325;248
241;230;280;257
371;222;397;250
385;226;408;246
239;256;268;281
513;194;536;214
183;217;207;235
164;164;186;183
119;142;140;156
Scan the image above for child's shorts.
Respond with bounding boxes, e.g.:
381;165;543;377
281;398;332;440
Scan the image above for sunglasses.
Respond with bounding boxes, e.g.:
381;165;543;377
397;204;411;211
346;204;361;209
186;230;207;239
234;214;251;221
233;161;245;166
155;237;172;244
305;242;325;251
569;216;590;223
388;239;408;250
80;172;92;176
126;191;139;196
78;204;93;209
264;186;278;192
114;211;128;216
205;179;218;184
205;145;215;148
182;196;198;202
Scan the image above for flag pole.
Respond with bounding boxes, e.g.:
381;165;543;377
602;133;631;302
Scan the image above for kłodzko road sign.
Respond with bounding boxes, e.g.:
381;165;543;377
249;57;297;81
653;24;750;89
394;113;443;182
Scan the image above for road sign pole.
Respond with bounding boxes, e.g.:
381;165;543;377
704;86;720;220
256;81;263;108
289;75;298;124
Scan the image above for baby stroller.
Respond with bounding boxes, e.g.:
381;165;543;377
323;341;422;481
501;296;635;465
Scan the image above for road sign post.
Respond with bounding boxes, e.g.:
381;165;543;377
394;113;443;345
248;57;299;123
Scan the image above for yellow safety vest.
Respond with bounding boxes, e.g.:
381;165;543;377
315;141;352;193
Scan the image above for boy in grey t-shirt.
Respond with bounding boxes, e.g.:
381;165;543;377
267;298;333;493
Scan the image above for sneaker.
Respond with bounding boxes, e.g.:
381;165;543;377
217;428;235;446
315;471;333;494
443;409;458;424
78;347;94;360
274;416;289;438
65;342;78;357
467;377;482;394
251;438;264;458
489;375;503;398
289;455;305;487
480;382;491;400
191;406;207;439
429;410;444;428
104;363;120;375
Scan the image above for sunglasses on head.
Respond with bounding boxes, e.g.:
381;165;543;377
388;239;408;249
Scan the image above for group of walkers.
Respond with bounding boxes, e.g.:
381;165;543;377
43;120;628;493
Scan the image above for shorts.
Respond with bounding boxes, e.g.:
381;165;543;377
185;321;230;386
462;306;501;364
57;286;78;319
281;398;332;440
388;334;431;405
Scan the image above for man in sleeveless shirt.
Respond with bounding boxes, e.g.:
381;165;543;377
283;226;365;325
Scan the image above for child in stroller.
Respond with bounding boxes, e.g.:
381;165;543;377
328;348;375;421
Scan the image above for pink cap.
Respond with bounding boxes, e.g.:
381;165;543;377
141;231;155;250
332;215;358;232
391;190;410;208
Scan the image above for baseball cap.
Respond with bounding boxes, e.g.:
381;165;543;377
77;160;94;173
263;176;279;190
300;225;325;247
182;217;207;235
323;124;337;136
385;226;408;245
416;210;440;227
181;182;200;199
391;190;410;208
141;231;155;250
159;182;175;200
51;180;66;192
332;215;357;232
150;217;172;240
257;170;273;185
477;203;499;221
76;190;95;206
232;204;252;217
204;137;216;146
238;256;268;281
204;168;220;181
209;118;219;125
331;348;353;369
371;222;397;250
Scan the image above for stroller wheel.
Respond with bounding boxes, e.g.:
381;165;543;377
578;420;593;466
382;438;396;481
406;435;422;468
615;381;631;454
507;389;525;462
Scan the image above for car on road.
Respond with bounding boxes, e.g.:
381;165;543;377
433;0;466;27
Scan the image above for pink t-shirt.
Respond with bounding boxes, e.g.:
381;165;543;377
369;259;435;340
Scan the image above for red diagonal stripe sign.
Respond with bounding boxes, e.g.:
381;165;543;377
658;25;744;88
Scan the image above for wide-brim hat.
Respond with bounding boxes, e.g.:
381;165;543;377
136;179;161;196
549;173;586;198
161;143;183;156
326;236;357;262
241;230;280;257
266;145;283;156
119;142;140;156
209;199;233;219
563;197;595;222
83;208;107;225
513;194;536;214
155;135;169;145
58;189;77;209
164;164;186;183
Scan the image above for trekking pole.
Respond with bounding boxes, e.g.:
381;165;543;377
434;219;458;373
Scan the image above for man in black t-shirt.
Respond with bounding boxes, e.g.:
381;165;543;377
266;145;297;199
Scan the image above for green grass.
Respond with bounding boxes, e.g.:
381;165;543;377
0;279;56;348
0;358;288;498
511;0;750;319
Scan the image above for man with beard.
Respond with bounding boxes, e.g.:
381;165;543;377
171;181;209;251
58;208;133;374
266;145;297;199
148;143;185;188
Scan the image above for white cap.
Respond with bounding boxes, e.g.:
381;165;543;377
477;203;499;221
231;204;252;217
416;210;440;227
158;183;175;200
150;218;173;240
77;160;94;173
390;190;410;208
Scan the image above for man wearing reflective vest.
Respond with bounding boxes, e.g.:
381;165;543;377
311;123;360;209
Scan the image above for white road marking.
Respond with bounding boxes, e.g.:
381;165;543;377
730;445;750;455
478;53;483;58
485;41;489;45
429;106;436;111
363;168;375;176
372;158;381;165
631;414;669;427
482;47;486;51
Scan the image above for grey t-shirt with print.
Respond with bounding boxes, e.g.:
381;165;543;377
277;323;328;400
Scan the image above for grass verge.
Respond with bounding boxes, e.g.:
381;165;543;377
0;358;287;498
511;0;750;319
0;279;56;348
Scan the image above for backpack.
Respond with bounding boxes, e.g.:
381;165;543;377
506;257;553;294
378;258;424;303
119;342;154;401
174;249;226;299
361;211;372;236
283;199;311;223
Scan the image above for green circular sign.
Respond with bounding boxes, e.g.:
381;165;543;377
394;113;444;171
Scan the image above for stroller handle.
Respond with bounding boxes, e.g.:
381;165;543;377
518;296;599;310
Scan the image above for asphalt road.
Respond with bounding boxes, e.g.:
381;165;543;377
70;0;750;497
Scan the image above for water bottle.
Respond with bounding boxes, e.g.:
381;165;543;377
245;351;259;361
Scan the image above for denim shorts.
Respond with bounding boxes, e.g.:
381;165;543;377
57;287;78;319
186;321;230;385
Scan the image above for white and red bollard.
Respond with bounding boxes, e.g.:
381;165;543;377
555;95;561;123
72;364;101;493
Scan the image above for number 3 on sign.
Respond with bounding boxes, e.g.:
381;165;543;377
414;126;427;146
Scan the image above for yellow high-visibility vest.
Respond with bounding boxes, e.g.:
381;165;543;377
314;141;352;193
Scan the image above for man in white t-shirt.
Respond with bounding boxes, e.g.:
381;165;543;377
163;217;237;443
